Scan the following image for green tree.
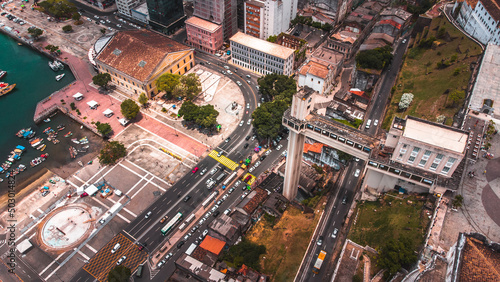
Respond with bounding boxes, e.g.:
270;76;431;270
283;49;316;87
98;141;127;165
120;99;140;120
322;23;333;32
448;89;465;107
221;238;266;271
72;12;81;21
267;35;278;43
452;194;464;208
28;27;43;40
107;265;131;282
257;73;296;104
45;44;59;53
156;73;180;98
356;46;394;70
38;0;77;19
178;101;219;128
378;237;418;279
138;93;148;107
95;122;112;136
92;73;112;90
179;73;202;100
252;100;288;139
100;28;106;34
62;25;73;32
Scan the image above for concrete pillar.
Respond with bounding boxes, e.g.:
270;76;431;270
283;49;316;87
283;130;306;201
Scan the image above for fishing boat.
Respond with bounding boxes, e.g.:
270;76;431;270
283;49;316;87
41;153;49;159
0;83;16;97
57;124;65;131
43;127;51;134
54;60;64;70
36;144;46;151
44;118;51;123
71;138;80;144
64;131;72;137
55;73;65;81
18;164;26;172
69;146;77;159
48;61;58;71
30;137;43;146
0;70;6;79
82;145;90;149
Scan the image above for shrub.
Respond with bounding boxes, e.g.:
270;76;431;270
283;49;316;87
70;102;76;110
398;93;414;110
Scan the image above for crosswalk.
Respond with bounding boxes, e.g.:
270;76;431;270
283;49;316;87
209;150;239;170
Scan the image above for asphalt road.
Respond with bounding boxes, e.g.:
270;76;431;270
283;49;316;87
293;160;364;282
70;55;289;281
364;35;410;135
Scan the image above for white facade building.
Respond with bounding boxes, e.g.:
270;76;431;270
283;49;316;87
453;0;500;45
230;31;295;75
116;0;141;17
244;0;298;39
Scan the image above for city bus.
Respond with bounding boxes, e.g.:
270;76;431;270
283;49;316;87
312;250;327;274
161;212;183;236
222;171;238;189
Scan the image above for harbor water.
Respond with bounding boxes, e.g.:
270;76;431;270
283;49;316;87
0;32;103;193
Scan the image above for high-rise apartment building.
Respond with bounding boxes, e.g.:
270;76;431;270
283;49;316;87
193;0;238;41
146;0;185;34
116;0;141;17
244;0;298;40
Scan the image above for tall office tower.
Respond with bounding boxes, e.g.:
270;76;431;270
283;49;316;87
146;0;186;34
193;0;238;41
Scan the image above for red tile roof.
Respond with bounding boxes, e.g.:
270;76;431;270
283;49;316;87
199;235;226;255
304;143;324;154
481;0;500;22
96;30;191;82
299;60;330;79
459;237;500;281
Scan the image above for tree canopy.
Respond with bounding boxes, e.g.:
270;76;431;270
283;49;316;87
107;265;131;282
252;100;288;139
378;237;418;279
156;73;180;98
95;122;112;136
138;93;148;107
98;141;127;165
72;12;81;21
355;46;393;70
120;99;140;120
45;44;59;53
257;73;296;104
38;0;77;19
178;73;202;100
28;27;43;40
92;73;111;89
62;25;73;32
179;100;219;128
221;238;266;271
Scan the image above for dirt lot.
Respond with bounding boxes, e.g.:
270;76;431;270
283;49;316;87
246;206;321;282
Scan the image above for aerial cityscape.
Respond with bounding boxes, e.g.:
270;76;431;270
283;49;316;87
0;0;499;281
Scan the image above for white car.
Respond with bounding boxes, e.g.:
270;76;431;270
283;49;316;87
222;194;229;200
116;256;126;265
246;103;250;109
116;24;122;28
227;70;232;75
94;15;100;19
157;259;166;268
402;39;407;43
332;228;339;238
354;169;360;177
374;119;379;126
239;120;244;126
247;119;252;125
276;144;283;151
235;180;242;187
241;191;249;198
254;161;261;167
265;150;272;156
249;166;255;172
202;229;209;237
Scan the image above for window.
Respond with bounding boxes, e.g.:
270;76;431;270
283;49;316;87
441;166;450;174
419;159;427;167
430;162;438;170
422;150;432;160
411;147;421;157
445;157;456;167
408;156;416;163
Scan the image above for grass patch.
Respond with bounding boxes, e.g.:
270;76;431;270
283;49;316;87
348;192;431;251
384;15;482;128
333;118;363;129
246;204;323;281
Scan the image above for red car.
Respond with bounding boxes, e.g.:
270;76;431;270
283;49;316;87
192;167;199;173
244;175;252;182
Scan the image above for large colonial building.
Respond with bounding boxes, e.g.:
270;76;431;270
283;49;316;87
94;30;194;98
453;0;500;45
230;32;295;76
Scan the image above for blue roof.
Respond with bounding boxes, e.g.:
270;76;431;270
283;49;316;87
16;145;25;150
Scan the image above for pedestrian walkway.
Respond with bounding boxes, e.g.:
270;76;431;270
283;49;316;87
208;150;239;170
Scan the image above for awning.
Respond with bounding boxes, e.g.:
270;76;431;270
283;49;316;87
87;100;98;108
103;109;113;116
73;92;83;99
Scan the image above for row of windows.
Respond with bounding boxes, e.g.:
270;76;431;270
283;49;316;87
232;59;283;75
231;42;287;63
400;144;457;174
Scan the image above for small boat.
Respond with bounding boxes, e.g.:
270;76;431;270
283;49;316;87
43;127;51;133
82;145;90;149
52;139;60;144
41;153;49;159
0;70;6;79
54;60;64;70
71;138;80;144
64;131;72;137
30;138;42;145
44;118;51;123
78;161;83;167
36;144;46;150
55;74;65;81
40;144;47;151
18;164;26;171
48;61;58;71
57;124;65;131
69;147;76;159
0;83;16;97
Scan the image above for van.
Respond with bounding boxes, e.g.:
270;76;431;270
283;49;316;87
365;119;372;129
136;264;143;278
246;75;251;79
111;243;120;254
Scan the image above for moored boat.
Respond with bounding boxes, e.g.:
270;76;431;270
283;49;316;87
0;70;6;79
48;61;58;71
57;124;65;131
0;83;16;97
71;138;80;144
64;131;72;137
55;73;65;81
54;60;64;70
